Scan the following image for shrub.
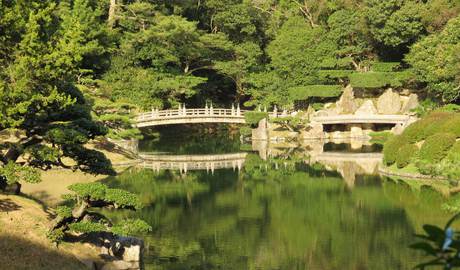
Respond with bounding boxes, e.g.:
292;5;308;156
396;144;418;168
447;141;460;163
422;112;455;138
402;120;427;143
419;133;456;162
244;112;268;127
442;115;460;138
383;135;408;166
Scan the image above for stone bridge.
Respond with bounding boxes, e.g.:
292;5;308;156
311;115;412;125
139;152;247;173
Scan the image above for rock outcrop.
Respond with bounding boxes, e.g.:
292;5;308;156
336;85;357;114
401;93;419;114
377;89;401;114
354;100;377;115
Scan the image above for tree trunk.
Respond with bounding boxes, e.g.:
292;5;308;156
108;0;117;28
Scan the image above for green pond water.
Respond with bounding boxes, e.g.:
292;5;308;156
103;130;453;270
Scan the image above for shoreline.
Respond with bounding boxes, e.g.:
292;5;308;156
378;165;448;181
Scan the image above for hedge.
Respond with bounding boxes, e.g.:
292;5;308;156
349;71;413;89
418;133;456;162
396;144;418;168
383;135;408;166
289;85;342;101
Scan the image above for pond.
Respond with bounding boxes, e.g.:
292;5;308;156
103;129;453;270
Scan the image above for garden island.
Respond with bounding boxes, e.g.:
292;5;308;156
1;0;460;269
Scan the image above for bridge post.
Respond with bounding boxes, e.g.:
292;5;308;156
210;103;214;115
183;104;186;116
231;104;235;116
205;103;209;115
237;104;241;116
273;105;278;118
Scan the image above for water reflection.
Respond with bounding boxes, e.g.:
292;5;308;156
101;135;454;269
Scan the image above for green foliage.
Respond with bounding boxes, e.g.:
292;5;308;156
364;0;425;48
419;133;456;163
371;62;400;72
289;85;342;100
244;112;268;126
105;188;142;210
396;144;418;169
111;219;152;236
56;206;73;219
69;221;107;233
69;182;142;209
349;71;413;89
47;227;65;245
68;182;107;200
239;126;252;136
0;162;40;185
383;135;408;166
406;15;460;102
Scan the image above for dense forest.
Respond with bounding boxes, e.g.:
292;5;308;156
1;0;459;114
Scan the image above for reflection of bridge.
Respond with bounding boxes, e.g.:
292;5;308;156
135;106;247;128
313;152;383;163
307;151;383;188
311;115;411;125
139;153;247;173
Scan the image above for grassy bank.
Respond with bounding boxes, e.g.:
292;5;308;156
0;195;101;270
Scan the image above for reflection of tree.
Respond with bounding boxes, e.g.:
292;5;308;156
139;127;241;154
101;164;451;269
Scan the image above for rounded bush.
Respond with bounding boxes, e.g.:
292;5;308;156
396;144;418;168
442;115;460;138
383;135;408;165
447;141;460;163
419;133;456;162
402;120;428;143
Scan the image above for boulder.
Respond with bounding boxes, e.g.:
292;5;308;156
377;89;401;114
336;85;357;114
354;100;377;115
401;93;419;114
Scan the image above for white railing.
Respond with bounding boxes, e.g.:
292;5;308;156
136;107;247;122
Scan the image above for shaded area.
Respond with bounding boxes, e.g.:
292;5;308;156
0;235;86;270
0;198;21;212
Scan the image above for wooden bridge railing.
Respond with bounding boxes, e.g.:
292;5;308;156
136;107;247;122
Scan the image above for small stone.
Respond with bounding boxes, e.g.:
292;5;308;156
354;100;377;115
377;89;401;114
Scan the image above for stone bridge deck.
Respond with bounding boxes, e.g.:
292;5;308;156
311;114;411;125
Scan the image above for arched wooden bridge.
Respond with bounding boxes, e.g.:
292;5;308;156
135;105;248;128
